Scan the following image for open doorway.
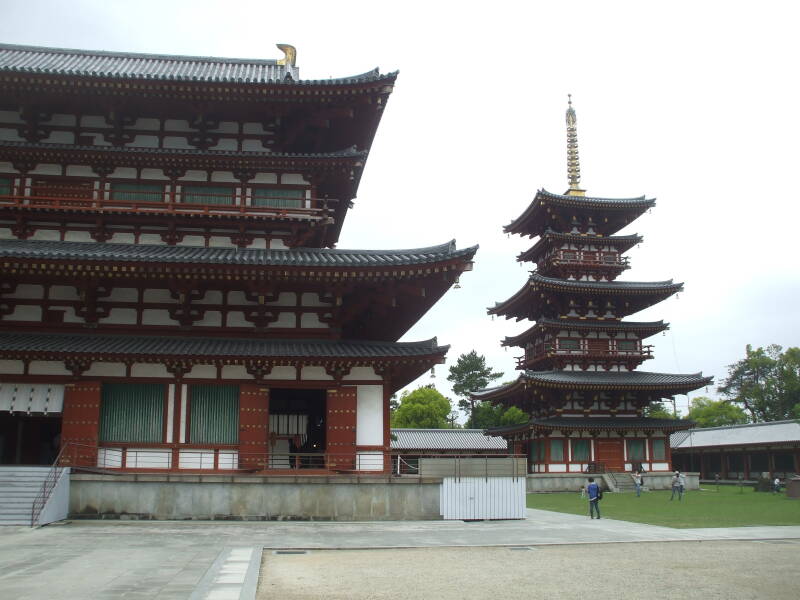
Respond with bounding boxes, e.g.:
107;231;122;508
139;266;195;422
269;389;326;469
0;413;61;465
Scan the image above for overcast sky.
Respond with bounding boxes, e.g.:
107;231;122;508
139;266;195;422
2;0;798;416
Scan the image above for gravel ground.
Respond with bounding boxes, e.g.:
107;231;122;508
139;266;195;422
258;541;800;600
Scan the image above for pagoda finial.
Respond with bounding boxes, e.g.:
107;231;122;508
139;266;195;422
565;94;585;197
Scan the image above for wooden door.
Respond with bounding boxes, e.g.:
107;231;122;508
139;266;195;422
239;385;269;470
326;386;357;470
61;382;101;467
596;439;625;472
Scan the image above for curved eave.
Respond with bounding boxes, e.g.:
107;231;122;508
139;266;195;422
521;370;714;393
0;239;478;271
518;232;643;263
501;319;669;347
504;189;655;236
489;274;682;318
487;417;696;438
470;375;528;402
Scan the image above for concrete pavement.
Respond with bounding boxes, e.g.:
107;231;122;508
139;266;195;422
1;510;799;599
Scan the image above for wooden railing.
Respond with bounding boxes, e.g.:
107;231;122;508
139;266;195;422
518;344;654;367
0;188;334;220
541;253;630;270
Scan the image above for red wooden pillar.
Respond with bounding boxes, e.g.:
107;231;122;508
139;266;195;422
61;381;102;467
326;386;357;470
239;385;269;470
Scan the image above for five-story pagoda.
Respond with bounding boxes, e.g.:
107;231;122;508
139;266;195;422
473;98;711;475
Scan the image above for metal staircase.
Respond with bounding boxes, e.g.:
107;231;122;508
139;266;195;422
0;466;51;525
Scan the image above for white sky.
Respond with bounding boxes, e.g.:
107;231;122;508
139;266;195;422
2;0;799;416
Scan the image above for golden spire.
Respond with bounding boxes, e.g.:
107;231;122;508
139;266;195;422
565;94;585;196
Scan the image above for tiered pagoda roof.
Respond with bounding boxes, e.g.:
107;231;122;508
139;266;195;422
474;97;711;431
489;272;682;321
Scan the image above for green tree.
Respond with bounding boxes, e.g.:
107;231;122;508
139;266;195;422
643;401;676;419
686;396;749;428
391;385;453;429
467;401;528;429
718;344;800;422
447;351;503;422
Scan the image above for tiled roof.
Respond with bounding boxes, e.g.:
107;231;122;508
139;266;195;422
0;43;396;86
472;370;713;398
529;272;680;292
522;370;713;388
0;239;478;268
390;429;508;451
0;332;447;359
487;416;695;436
0;140;367;161
502;318;667;346
518;231;642;262
671;420;800;450
537;189;654;206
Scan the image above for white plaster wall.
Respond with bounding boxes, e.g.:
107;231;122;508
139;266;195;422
0;360;24;374
63;231;92;242
141;168;168;180
29;164;61;176
356;385;383;446
269;292;297;307
163;137;192;149
356;452;384;471
0;228;13;239
99;308;137;325
29;361;70;376
143;289;173;303
108;288;138;302
184;365;216;379
131;363;170;378
196;291;223;305
110;233;136;244
6;284;44;299
3;305;42;321
269;313;296;328
84;362;126;377
343;367;381;381
177;235;205;247
195;311;222;327
208;237;235;248
252;172;278;184
142;309;178;326
300;313;327;328
269;238;288;249
300;366;333;381
221;365;253;380
549;464;567;473
281;174;307;184
139;234;165;245
30;230;61;241
264;366;297;380
300;293;331;307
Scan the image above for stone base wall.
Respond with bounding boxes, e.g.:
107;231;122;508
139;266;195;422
69;473;443;521
527;472;700;493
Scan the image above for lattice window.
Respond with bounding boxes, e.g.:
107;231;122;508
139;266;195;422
99;383;165;443
189;384;239;444
252;187;304;208
550;438;564;461
181;185;235;205
627;438;646;461
617;340;638;352
651;438;666;460
572;439;590;461
0;176;11;196
110;182;165;203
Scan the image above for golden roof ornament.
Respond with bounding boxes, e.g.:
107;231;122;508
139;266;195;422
565;94;585;197
276;44;296;66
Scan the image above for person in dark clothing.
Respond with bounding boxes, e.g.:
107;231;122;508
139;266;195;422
587;477;601;519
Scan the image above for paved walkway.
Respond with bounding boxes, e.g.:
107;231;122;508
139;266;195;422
1;510;799;599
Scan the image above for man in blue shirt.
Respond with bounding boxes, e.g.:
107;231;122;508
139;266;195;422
587;477;601;519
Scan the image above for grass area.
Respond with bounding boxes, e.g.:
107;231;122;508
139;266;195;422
526;486;800;528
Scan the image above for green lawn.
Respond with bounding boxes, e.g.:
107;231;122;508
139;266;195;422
526;487;800;528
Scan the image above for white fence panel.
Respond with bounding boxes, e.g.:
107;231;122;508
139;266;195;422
440;476;526;520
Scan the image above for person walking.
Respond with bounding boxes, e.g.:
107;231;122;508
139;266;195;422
587;477;601;519
670;471;683;501
773;477;781;494
633;471;643;497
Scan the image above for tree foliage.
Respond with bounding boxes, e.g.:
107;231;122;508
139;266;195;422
446;351;503;419
718;344;800;422
643;401;676;420
391;385;453;429
686;396;749;428
467;401;528;429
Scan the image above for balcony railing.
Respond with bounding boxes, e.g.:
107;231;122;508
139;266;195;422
0;186;334;220
517;344;654;367
541;252;630;270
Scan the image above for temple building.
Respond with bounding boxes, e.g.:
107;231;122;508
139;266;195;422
473;97;711;475
0;43;476;475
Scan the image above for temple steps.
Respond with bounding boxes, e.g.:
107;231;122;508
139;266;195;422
0;466;50;526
